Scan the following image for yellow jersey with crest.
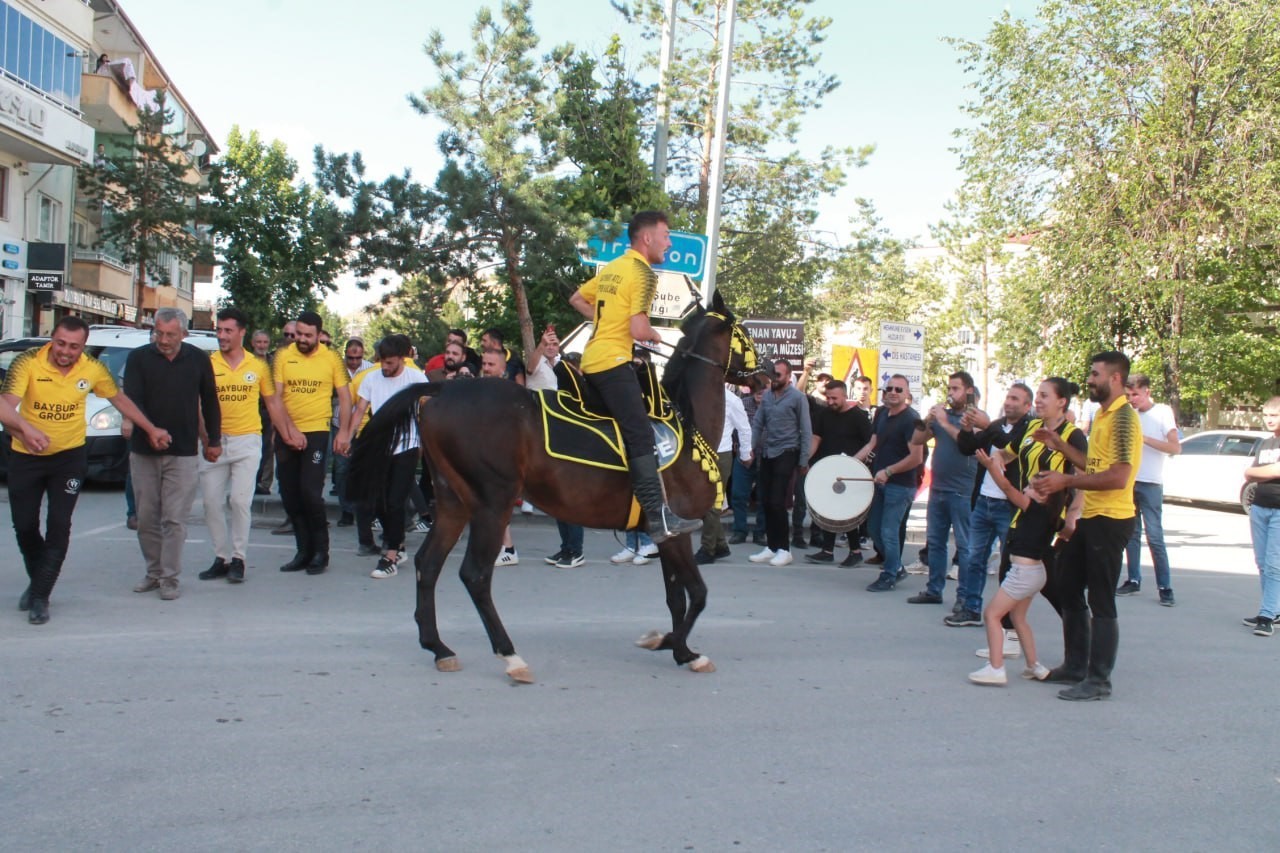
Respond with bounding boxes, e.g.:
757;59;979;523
271;343;349;432
1082;395;1142;519
576;248;657;374
211;350;274;436
0;343;118;455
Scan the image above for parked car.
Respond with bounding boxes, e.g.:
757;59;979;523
1162;428;1271;513
0;325;219;482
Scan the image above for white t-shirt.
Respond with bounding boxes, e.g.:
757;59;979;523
1134;402;1177;484
978;420;1018;500
526;355;558;393
357;366;427;454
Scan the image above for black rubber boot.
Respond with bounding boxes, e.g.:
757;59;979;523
27;548;65;625
28;596;49;625
18;547;40;611
279;516;313;572
305;517;329;575
1058;617;1117;701
1044;609;1091;683
629;454;701;544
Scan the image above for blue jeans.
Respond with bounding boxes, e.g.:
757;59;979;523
925;489;972;596
556;520;584;557
868;482;915;581
959;495;1012;613
332;427;354;515
626;530;655;551
1124;480;1171;589
1249;504;1280;620
730;456;764;536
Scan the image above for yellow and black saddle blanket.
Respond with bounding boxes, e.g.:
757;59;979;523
537;360;683;472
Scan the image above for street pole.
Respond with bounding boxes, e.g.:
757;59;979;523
652;0;678;185
700;0;735;306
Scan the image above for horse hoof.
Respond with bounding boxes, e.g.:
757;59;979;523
688;655;716;673
436;657;462;673
635;630;664;650
500;654;535;684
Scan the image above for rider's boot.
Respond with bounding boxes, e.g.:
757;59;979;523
629;453;701;544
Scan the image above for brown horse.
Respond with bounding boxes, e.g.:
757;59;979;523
347;293;763;683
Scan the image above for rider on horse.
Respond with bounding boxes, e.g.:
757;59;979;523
569;211;702;544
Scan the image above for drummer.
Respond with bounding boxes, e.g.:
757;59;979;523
805;379;873;567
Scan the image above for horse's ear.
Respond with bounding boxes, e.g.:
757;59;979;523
710;288;727;314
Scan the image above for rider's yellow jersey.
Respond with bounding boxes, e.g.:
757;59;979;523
576;249;657;374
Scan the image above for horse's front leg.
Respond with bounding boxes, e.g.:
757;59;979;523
634;534;715;673
415;502;467;671
458;510;532;684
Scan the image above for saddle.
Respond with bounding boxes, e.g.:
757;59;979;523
536;360;683;473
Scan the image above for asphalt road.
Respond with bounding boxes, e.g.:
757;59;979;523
0;484;1273;851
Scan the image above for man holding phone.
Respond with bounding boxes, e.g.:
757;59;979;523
908;371;979;605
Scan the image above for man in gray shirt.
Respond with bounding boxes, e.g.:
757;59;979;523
749;358;813;567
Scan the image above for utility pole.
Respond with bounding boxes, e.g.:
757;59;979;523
652;0;678;185
700;0;735;305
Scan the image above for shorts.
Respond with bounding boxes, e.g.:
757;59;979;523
1001;560;1047;601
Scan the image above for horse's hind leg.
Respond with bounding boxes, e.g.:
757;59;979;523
459;509;532;683
636;535;714;672
415;497;467;672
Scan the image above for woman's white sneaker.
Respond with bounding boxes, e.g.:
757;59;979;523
1022;662;1050;681
749;547;776;563
968;663;1007;686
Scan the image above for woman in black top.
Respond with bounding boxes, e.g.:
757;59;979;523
968;378;1087;686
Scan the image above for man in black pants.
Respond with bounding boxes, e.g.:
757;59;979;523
749;359;814;567
805;379;872;566
272;311;352;575
2;316;168;623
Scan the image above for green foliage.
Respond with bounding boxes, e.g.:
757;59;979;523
952;0;1280;419
207;127;346;334
77;97;204;301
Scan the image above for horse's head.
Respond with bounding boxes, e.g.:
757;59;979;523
668;289;767;391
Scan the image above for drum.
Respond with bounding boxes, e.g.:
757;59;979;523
804;454;875;533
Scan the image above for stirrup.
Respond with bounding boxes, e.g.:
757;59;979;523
648;507;702;543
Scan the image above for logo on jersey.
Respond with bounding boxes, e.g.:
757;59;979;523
311;450;324;465
65;477;82;495
76;379;90;391
245;371;258;383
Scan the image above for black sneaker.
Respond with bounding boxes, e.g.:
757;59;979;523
1116;580;1141;595
199;558;229;581
227;558;246;584
895;568;908;582
713;545;731;559
544;549;567;566
1243;615;1264;627
1158;588;1175;607
1254;616;1275;637
804;551;834;564
866;575;896;592
839;551;863;568
694;548;716;565
907;591;943;604
554;552;585;569
944;609;983;627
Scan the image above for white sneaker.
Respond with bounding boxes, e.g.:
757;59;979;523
904;559;927;574
495;549;519;567
748;547;776;563
395;550;410;566
968;663;1007;686
1022;662;1050;681
987;551;1001;575
769;549;794;567
370;557;398;579
975;635;1023;659
945;565;958;581
520;501;534;515
610;548;637;564
636;543;659;559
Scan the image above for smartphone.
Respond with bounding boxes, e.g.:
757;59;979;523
965;389;976;409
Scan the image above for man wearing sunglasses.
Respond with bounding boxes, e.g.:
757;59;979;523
854;374;924;591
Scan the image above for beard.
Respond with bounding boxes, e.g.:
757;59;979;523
296;339;315;354
1087;382;1105;403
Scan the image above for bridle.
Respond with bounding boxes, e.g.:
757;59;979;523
649;311;767;384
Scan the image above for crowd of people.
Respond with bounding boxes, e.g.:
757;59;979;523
3;210;1278;704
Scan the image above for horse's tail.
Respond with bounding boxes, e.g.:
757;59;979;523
346;381;437;503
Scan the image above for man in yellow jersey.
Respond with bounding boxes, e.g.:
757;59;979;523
1031;351;1142;701
1;316;170;623
568;210;700;543
198;308;292;584
272;310;352;574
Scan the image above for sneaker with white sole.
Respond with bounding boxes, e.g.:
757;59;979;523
904;559;927;574
968;663;1007;686
636;544;659;559
495;549;519;567
610;548;638;564
632;552;656;565
976;634;1022;659
945;565;959;581
554;552;585;569
412;518;431;533
371;558;398;579
1022;662;1051;680
371;519;382;531
748;547;776;563
769;549;794;567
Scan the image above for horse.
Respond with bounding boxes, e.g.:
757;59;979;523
347;291;764;683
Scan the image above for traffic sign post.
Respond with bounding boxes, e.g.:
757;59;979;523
579;220;709;281
650;272;702;320
878;320;926;399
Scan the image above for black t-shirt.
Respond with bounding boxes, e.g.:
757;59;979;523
1006;419;1088;560
813;405;872;461
870;406;923;487
1253;436;1280;508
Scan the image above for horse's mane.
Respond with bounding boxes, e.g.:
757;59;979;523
661;306;732;423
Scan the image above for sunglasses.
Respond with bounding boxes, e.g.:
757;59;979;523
884;385;906;393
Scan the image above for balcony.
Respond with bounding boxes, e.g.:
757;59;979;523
72;250;134;302
79;73;139;136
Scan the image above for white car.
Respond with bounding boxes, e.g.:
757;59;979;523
1162;428;1271;513
0;325;219;482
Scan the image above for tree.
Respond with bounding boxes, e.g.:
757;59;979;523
207;127;346;333
952;0;1280;419
77;96;207;324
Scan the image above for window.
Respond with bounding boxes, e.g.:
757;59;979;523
37;193;60;242
0;2;82;107
1179;434;1221;455
0;165;8;220
1220;436;1260;457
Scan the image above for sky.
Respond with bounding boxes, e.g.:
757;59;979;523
117;0;1039;314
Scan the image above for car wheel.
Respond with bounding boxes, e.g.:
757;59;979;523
1241;482;1258;514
